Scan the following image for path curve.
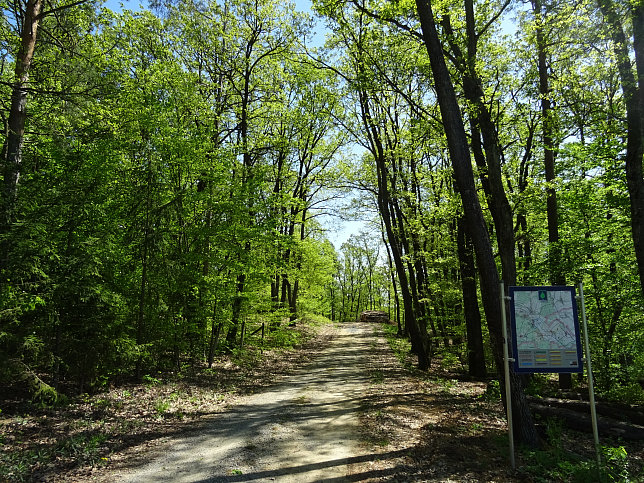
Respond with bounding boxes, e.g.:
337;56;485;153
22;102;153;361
113;322;374;482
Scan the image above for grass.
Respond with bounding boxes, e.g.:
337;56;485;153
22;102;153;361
381;323;414;370
432;376;457;393
370;369;385;384
154;399;171;416
0;431;110;482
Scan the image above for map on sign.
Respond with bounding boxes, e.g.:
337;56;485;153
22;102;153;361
509;286;583;373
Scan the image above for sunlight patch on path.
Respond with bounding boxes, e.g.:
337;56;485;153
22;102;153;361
115;322;373;482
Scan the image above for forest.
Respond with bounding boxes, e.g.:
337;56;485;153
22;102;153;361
1;0;643;460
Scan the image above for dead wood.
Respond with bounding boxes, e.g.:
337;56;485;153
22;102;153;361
359;310;390;323
530;400;644;440
528;396;644;426
7;358;61;405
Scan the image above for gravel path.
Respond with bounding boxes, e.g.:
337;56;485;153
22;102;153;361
112;322;373;482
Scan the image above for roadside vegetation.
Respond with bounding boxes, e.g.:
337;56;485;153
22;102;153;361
1;319;642;481
0;319;332;482
355;323;643;482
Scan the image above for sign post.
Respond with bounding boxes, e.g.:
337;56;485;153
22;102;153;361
578;282;601;466
499;282;515;470
503;284;600;469
509;286;583;373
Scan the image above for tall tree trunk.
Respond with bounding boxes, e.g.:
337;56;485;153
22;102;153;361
515;124;535;282
443;0;517;287
457;216;487;378
533;0;563;286
532;0;570;389
415;0;539;447
393;197;430;357
226;41;255;348
354;35;431;368
380;185;429;368
382;226;403;335
226;273;246;347
135;155;154;380
208;299;222;367
1;0;44;269
288;206;308;322
598;0;644;296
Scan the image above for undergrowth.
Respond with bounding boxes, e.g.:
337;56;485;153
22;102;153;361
378;322;642;482
520;430;633;482
0;318;331;482
0;431;110;482
381;323;414;370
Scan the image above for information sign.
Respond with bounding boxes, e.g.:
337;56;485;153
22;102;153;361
509;286;583;373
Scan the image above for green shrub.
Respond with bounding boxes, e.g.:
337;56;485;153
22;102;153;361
602;383;644;405
480;379;501;401
143;374;162;386
154;399;171;416
266;327;303;350
522;444;632;482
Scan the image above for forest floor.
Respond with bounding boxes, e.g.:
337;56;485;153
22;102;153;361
1;320;643;482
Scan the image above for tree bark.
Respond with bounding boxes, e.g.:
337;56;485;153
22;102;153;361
457;217;487;378
443;2;516;287
382;226;403;335
7;359;61;405
226;270;247;347
598;0;644;297
1;0;44;268
532;0;570;389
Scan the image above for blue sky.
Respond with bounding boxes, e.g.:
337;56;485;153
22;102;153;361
104;0;313;13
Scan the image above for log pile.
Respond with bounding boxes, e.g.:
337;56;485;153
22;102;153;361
528;396;644;440
359;311;390;323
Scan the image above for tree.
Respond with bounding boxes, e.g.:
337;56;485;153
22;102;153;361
1;0;44;249
456;215;486;378
597;0;644;297
414;0;539;447
314;0;434;368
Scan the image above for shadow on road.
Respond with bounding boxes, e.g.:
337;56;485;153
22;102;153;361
193;448;414;482
117;322;409;482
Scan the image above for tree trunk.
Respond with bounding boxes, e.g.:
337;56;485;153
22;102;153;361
226;270;247;347
1;0;44;269
415;0;539;447
443;1;517;287
355;44;431;368
532;0;570;389
382;227;403;335
8;359;61;405
598;0;644;296
457;217;487;378
393;197;430;357
135;157;153;380
530;401;644;440
208;299;222;367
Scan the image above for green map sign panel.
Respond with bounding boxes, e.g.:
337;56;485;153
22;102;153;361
509;286;583;373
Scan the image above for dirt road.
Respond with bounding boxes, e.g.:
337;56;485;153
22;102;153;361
113;322;374;482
